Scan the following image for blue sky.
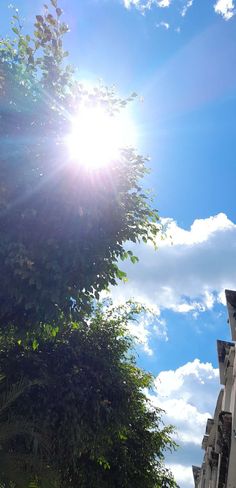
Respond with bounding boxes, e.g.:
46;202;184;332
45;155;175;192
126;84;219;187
2;0;236;486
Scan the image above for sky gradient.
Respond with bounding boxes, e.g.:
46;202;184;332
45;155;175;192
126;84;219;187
2;1;236;486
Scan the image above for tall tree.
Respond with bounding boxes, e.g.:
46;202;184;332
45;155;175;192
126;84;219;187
0;2;177;487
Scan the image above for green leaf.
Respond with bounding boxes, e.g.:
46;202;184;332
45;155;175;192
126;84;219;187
131;255;139;264
12;27;19;35
115;268;127;280
32;339;39;351
51;326;59;337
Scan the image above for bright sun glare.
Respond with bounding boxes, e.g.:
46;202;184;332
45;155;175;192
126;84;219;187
66;105;136;169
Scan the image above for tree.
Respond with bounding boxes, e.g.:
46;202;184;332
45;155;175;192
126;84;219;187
0;0;160;334
0;2;178;487
0;303;177;488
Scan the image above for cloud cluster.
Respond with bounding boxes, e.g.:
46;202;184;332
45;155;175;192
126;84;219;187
114;212;236;313
111;212;236;353
112;213;230;484
149;359;220;487
123;0;235;20
124;0;171;10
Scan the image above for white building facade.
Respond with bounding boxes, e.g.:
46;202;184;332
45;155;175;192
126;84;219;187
193;290;236;488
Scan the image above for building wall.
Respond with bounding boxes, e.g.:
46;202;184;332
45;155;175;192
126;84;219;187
193;290;236;488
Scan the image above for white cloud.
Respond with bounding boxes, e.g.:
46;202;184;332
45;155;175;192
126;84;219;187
123;0;154;11
167;464;194;488
214;0;235;19
123;0;235;20
128;318;154;355
123;0;171;12
112;213;236;317
128;312;168;355
148;359;219;487
181;0;194;17
152;359;219;414
123;0;140;7
156;20;170;28
161;212;234;246
158;0;171;7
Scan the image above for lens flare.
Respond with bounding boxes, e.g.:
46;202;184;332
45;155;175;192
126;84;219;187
66;105;136;169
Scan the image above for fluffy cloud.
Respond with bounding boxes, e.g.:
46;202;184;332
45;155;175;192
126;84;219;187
157;0;171;7
214;0;235;19
149;359;220;488
167;464;195;488
160;212;234;246
113;213;236;315
149;359;219;443
128;311;168;355
110;213;236;354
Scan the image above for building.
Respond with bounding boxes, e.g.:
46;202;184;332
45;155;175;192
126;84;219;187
193;290;236;488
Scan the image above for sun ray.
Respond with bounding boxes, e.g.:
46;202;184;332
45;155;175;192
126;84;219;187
66;104;136;169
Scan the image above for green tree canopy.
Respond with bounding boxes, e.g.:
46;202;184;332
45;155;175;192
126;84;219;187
0;0;160;333
0;303;177;488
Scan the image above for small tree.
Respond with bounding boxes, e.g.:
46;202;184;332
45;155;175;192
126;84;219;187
0;303;177;488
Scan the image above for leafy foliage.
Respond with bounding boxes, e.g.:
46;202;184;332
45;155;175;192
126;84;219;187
0;0;160;332
0;375;58;488
0;303;177;488
0;2;177;487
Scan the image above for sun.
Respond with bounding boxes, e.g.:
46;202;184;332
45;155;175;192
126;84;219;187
66;104;136;169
